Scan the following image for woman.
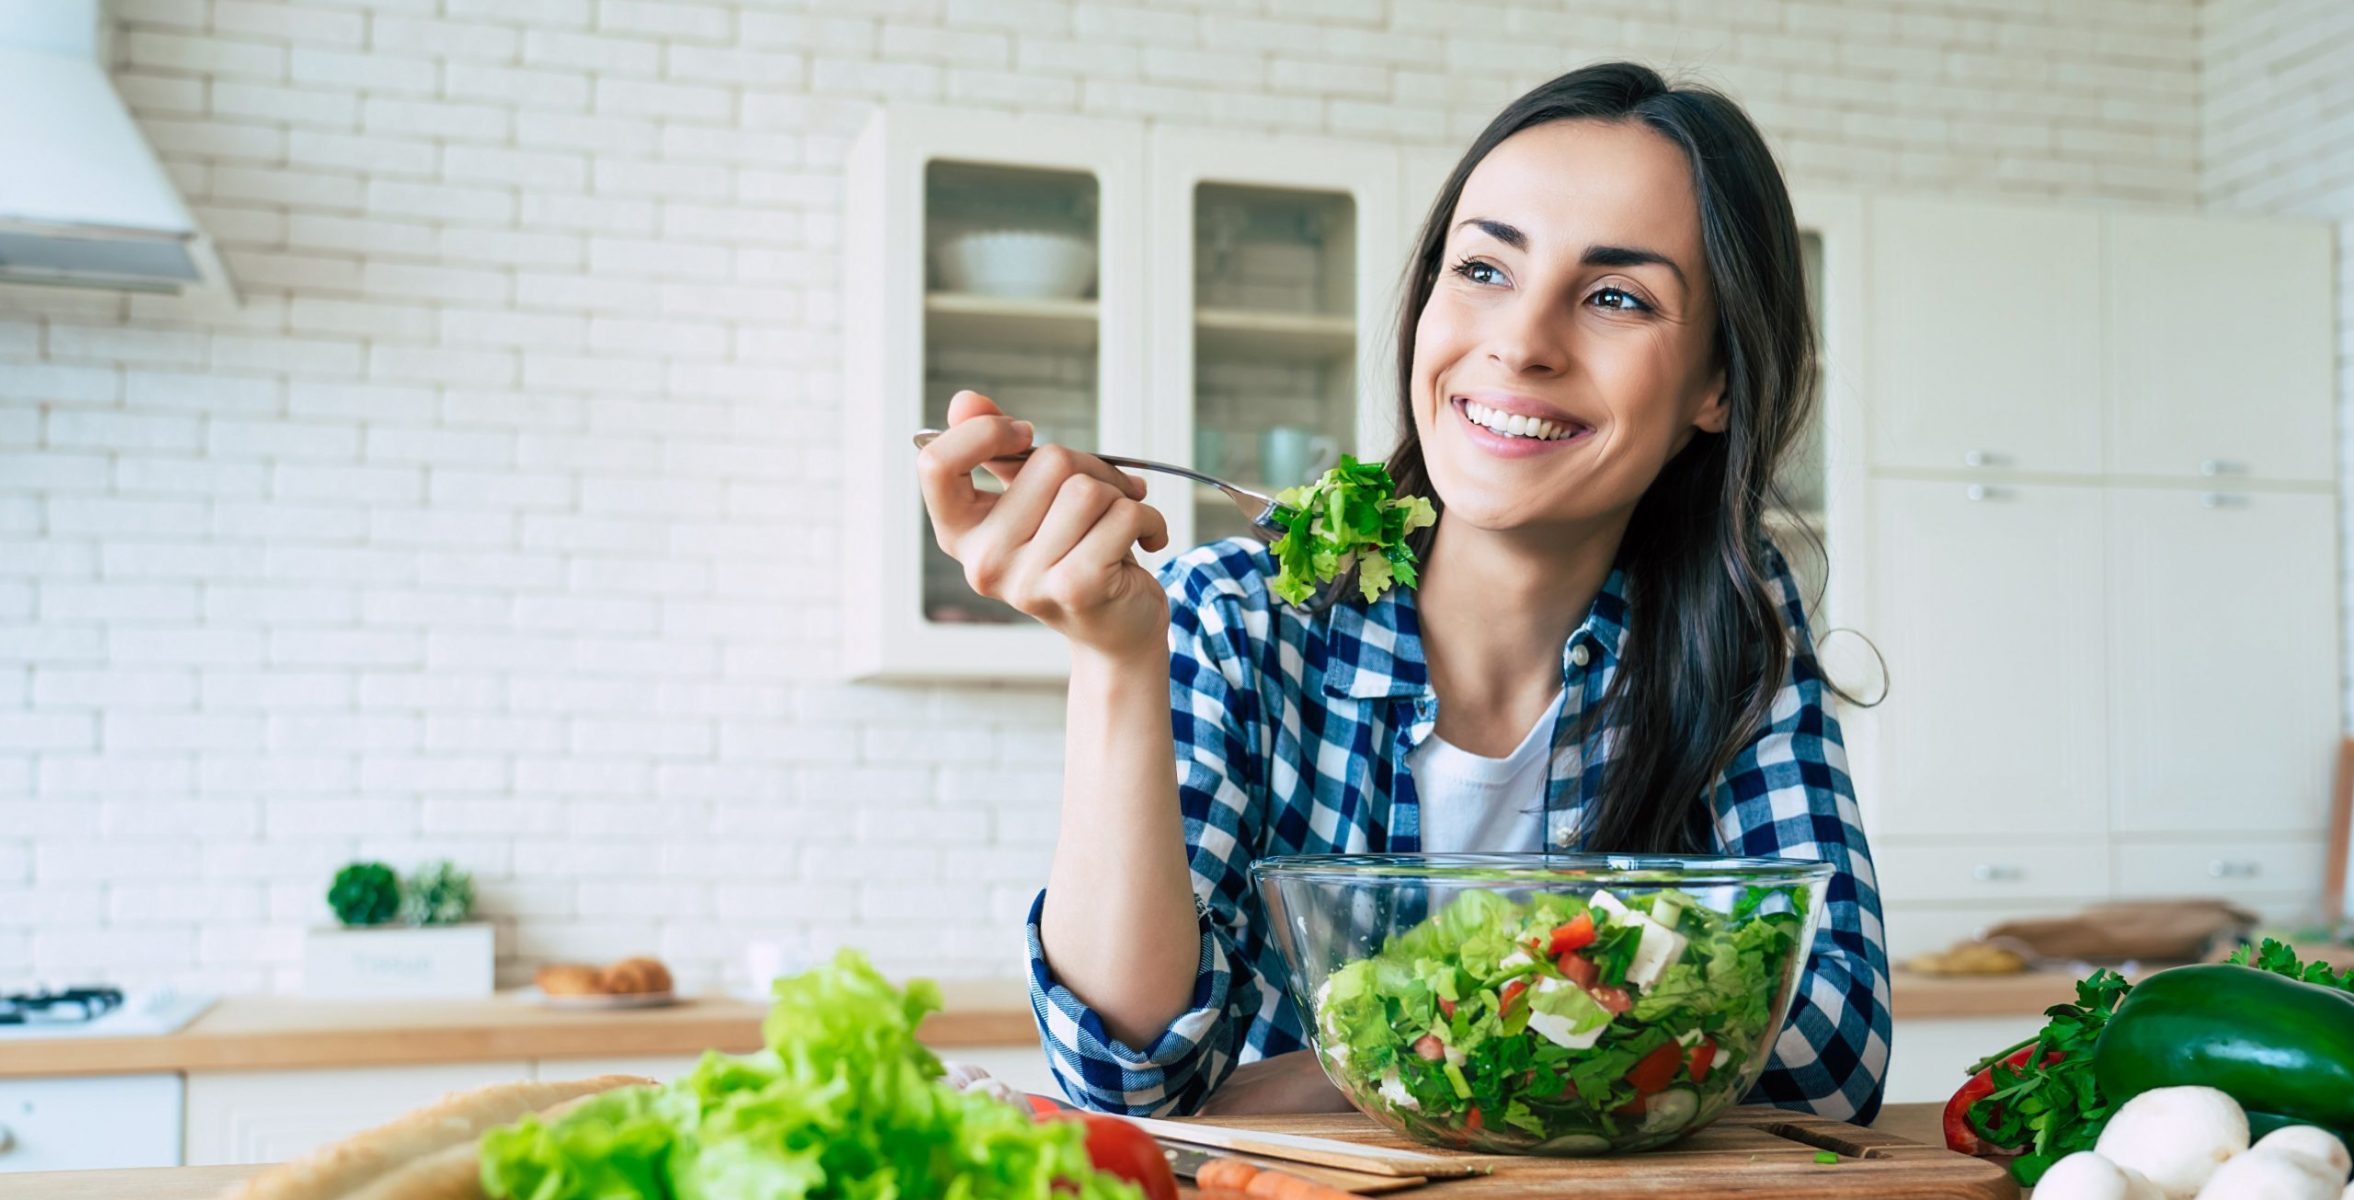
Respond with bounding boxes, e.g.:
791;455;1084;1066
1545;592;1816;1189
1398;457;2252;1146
917;62;1890;1123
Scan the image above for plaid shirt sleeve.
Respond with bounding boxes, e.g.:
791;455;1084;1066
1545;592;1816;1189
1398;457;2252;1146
1710;545;1893;1124
1023;547;1274;1115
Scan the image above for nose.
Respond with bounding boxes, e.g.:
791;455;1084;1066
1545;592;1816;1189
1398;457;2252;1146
1482;292;1569;377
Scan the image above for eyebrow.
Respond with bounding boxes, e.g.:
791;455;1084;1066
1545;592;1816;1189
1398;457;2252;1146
1454;218;1688;288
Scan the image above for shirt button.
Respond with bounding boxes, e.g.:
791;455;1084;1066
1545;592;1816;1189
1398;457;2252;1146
1569;644;1591;668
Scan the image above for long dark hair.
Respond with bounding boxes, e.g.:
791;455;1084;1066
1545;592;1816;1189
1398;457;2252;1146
1388;62;1821;853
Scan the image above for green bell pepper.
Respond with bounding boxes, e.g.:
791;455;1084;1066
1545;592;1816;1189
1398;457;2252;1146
2092;962;2354;1143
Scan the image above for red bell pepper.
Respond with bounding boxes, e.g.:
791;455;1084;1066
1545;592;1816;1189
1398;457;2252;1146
1626;1041;1685;1095
1548;912;1597;956
1940;1045;2057;1157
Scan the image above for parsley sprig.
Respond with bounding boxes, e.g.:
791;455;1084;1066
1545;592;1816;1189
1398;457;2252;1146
1965;969;2130;1186
2225;936;2354;990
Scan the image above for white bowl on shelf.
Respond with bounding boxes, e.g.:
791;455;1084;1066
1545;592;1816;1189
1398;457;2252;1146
934;229;1096;300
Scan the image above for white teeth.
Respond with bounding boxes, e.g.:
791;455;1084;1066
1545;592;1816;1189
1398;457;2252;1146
1461;400;1578;442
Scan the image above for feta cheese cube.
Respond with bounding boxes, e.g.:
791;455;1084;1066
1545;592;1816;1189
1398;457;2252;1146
1589;890;1629;921
1623;913;1689;990
1378;1068;1420;1110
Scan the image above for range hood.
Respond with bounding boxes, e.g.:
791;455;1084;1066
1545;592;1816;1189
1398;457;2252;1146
0;0;236;300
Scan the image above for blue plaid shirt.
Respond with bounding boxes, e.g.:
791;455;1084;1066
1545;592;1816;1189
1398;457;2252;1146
1025;537;1891;1123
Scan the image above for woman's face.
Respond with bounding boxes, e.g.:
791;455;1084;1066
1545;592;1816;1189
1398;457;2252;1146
1410;118;1727;536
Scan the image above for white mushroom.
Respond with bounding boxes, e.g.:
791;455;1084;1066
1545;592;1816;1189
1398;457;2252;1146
2194;1149;2336;1200
2093;1086;2250;1200
2252;1126;2353;1183
2032;1152;2164;1200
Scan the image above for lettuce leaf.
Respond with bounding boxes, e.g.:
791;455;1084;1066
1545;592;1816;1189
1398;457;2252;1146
1267;456;1436;606
480;949;1136;1200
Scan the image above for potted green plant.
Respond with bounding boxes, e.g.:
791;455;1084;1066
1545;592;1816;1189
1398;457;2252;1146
302;859;494;998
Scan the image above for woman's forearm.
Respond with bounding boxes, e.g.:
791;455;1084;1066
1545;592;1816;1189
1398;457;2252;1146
1039;643;1202;1050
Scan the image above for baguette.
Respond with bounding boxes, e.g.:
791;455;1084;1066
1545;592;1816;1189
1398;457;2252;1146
220;1074;652;1200
340;1088;627;1200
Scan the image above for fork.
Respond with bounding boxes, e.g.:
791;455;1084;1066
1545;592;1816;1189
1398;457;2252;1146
911;428;1288;544
911;428;1351;613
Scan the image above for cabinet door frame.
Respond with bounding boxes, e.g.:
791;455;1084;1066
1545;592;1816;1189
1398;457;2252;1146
1144;126;1401;560
841;105;1148;681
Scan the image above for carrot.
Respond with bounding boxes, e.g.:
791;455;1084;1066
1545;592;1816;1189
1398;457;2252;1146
1243;1168;1363;1200
1192;1158;1262;1191
1191;1192;1256;1200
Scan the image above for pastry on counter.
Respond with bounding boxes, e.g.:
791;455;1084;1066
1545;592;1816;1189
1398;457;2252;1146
532;955;673;996
1904;939;2028;976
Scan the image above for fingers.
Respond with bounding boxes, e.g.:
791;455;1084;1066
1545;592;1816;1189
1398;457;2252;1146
916;391;1033;551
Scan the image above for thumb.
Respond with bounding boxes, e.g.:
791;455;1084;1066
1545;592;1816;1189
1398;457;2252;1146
947;389;1005;425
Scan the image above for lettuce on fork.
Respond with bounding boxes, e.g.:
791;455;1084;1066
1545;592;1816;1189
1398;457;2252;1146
1268;456;1437;606
479;950;1136;1200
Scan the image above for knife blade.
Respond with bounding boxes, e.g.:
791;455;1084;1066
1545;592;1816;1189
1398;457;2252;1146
1159;1142;1430;1195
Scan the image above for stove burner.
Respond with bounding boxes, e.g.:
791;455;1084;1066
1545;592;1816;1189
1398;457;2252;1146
0;986;125;1026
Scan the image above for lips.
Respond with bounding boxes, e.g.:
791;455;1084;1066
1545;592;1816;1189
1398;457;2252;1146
1449;394;1595;452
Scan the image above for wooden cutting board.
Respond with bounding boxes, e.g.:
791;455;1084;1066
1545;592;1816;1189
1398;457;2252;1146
1174;1107;2020;1199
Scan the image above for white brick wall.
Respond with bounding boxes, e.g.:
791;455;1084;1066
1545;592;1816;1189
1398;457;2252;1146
0;0;2258;993
2199;0;2354;720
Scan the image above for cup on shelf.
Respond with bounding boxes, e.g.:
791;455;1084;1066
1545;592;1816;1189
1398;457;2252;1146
1262;425;1340;489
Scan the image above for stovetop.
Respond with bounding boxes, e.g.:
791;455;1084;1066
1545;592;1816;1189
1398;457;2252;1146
0;987;214;1040
0;985;125;1026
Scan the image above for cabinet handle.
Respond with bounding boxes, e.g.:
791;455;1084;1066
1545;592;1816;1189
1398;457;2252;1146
1963;449;2007;468
2200;493;2248;510
1971;863;2023;882
2208;860;2260;879
2198;459;2246;477
1965;484;2012;502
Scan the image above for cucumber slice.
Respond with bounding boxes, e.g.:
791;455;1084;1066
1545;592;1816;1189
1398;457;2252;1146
1640;1086;1700;1133
1534;1131;1614;1156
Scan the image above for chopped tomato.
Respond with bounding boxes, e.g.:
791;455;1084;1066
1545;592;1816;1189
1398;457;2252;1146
1548;912;1597;955
1413;1034;1446;1062
1615;1093;1649;1117
1587;984;1632;1016
1556;953;1598;989
1626;1042;1685;1095
1033;1110;1179;1200
1499;979;1528;1013
1688;1038;1718;1085
1464;1104;1484;1132
1438;996;1457;1020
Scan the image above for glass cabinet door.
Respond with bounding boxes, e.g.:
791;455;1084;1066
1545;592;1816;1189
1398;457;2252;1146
916;161;1103;628
1189;184;1360;545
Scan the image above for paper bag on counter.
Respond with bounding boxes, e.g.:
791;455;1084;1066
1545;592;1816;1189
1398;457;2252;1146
1983;898;2260;963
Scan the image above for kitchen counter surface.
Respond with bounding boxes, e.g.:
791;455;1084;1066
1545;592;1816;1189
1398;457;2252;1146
2;970;2109;1079
0;981;1033;1079
0;1103;1962;1199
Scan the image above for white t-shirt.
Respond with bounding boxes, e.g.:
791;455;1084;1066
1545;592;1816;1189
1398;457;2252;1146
1408;695;1558;853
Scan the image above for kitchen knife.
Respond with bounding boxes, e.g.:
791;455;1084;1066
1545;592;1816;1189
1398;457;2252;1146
1159;1142;1432;1196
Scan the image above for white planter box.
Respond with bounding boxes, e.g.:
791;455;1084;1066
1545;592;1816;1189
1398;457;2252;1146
302;923;494;998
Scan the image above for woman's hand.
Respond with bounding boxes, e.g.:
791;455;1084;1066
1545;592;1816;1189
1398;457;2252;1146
1194;1051;1355;1117
917;390;1172;662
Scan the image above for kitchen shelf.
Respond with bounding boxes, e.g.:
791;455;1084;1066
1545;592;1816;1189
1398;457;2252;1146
924;291;1098;349
1194;307;1355;362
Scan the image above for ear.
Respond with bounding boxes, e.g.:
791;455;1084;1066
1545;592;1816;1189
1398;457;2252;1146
1689;366;1730;435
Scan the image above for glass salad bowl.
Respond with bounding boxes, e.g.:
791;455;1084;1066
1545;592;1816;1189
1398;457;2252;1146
1252;853;1831;1155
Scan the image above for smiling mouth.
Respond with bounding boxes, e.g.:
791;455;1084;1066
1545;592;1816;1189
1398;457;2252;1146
1453;397;1592;442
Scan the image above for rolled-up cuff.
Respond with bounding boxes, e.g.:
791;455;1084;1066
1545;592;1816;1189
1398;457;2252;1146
1024;888;1234;1116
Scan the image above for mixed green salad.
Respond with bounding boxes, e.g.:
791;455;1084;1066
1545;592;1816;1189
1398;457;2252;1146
1311;885;1808;1153
1267;456;1436;606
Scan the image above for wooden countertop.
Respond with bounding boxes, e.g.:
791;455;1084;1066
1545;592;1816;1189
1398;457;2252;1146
1889;964;2172;1021
0;969;2117;1080
0;1103;1965;1200
0;981;1034;1079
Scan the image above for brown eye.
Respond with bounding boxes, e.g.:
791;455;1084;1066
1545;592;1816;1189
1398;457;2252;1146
1589;286;1650;312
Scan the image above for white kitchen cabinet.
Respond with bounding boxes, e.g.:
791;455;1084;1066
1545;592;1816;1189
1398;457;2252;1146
1145;126;1402;557
184;1060;531;1166
1884;1015;2043;1106
2111;835;2328;902
1863;479;2109;839
535;1054;704;1085
2107;487;2340;834
2106;212;2337;483
1866;197;2105;474
0;1073;181;1173
843;107;1404;681
1875;840;2110;906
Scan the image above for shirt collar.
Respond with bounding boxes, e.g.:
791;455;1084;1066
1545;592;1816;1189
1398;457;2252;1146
1316;567;1631;701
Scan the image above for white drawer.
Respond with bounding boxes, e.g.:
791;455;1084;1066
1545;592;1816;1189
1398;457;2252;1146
185;1061;531;1166
2113;836;2325;898
0;1073;181;1173
1876;840;2110;905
